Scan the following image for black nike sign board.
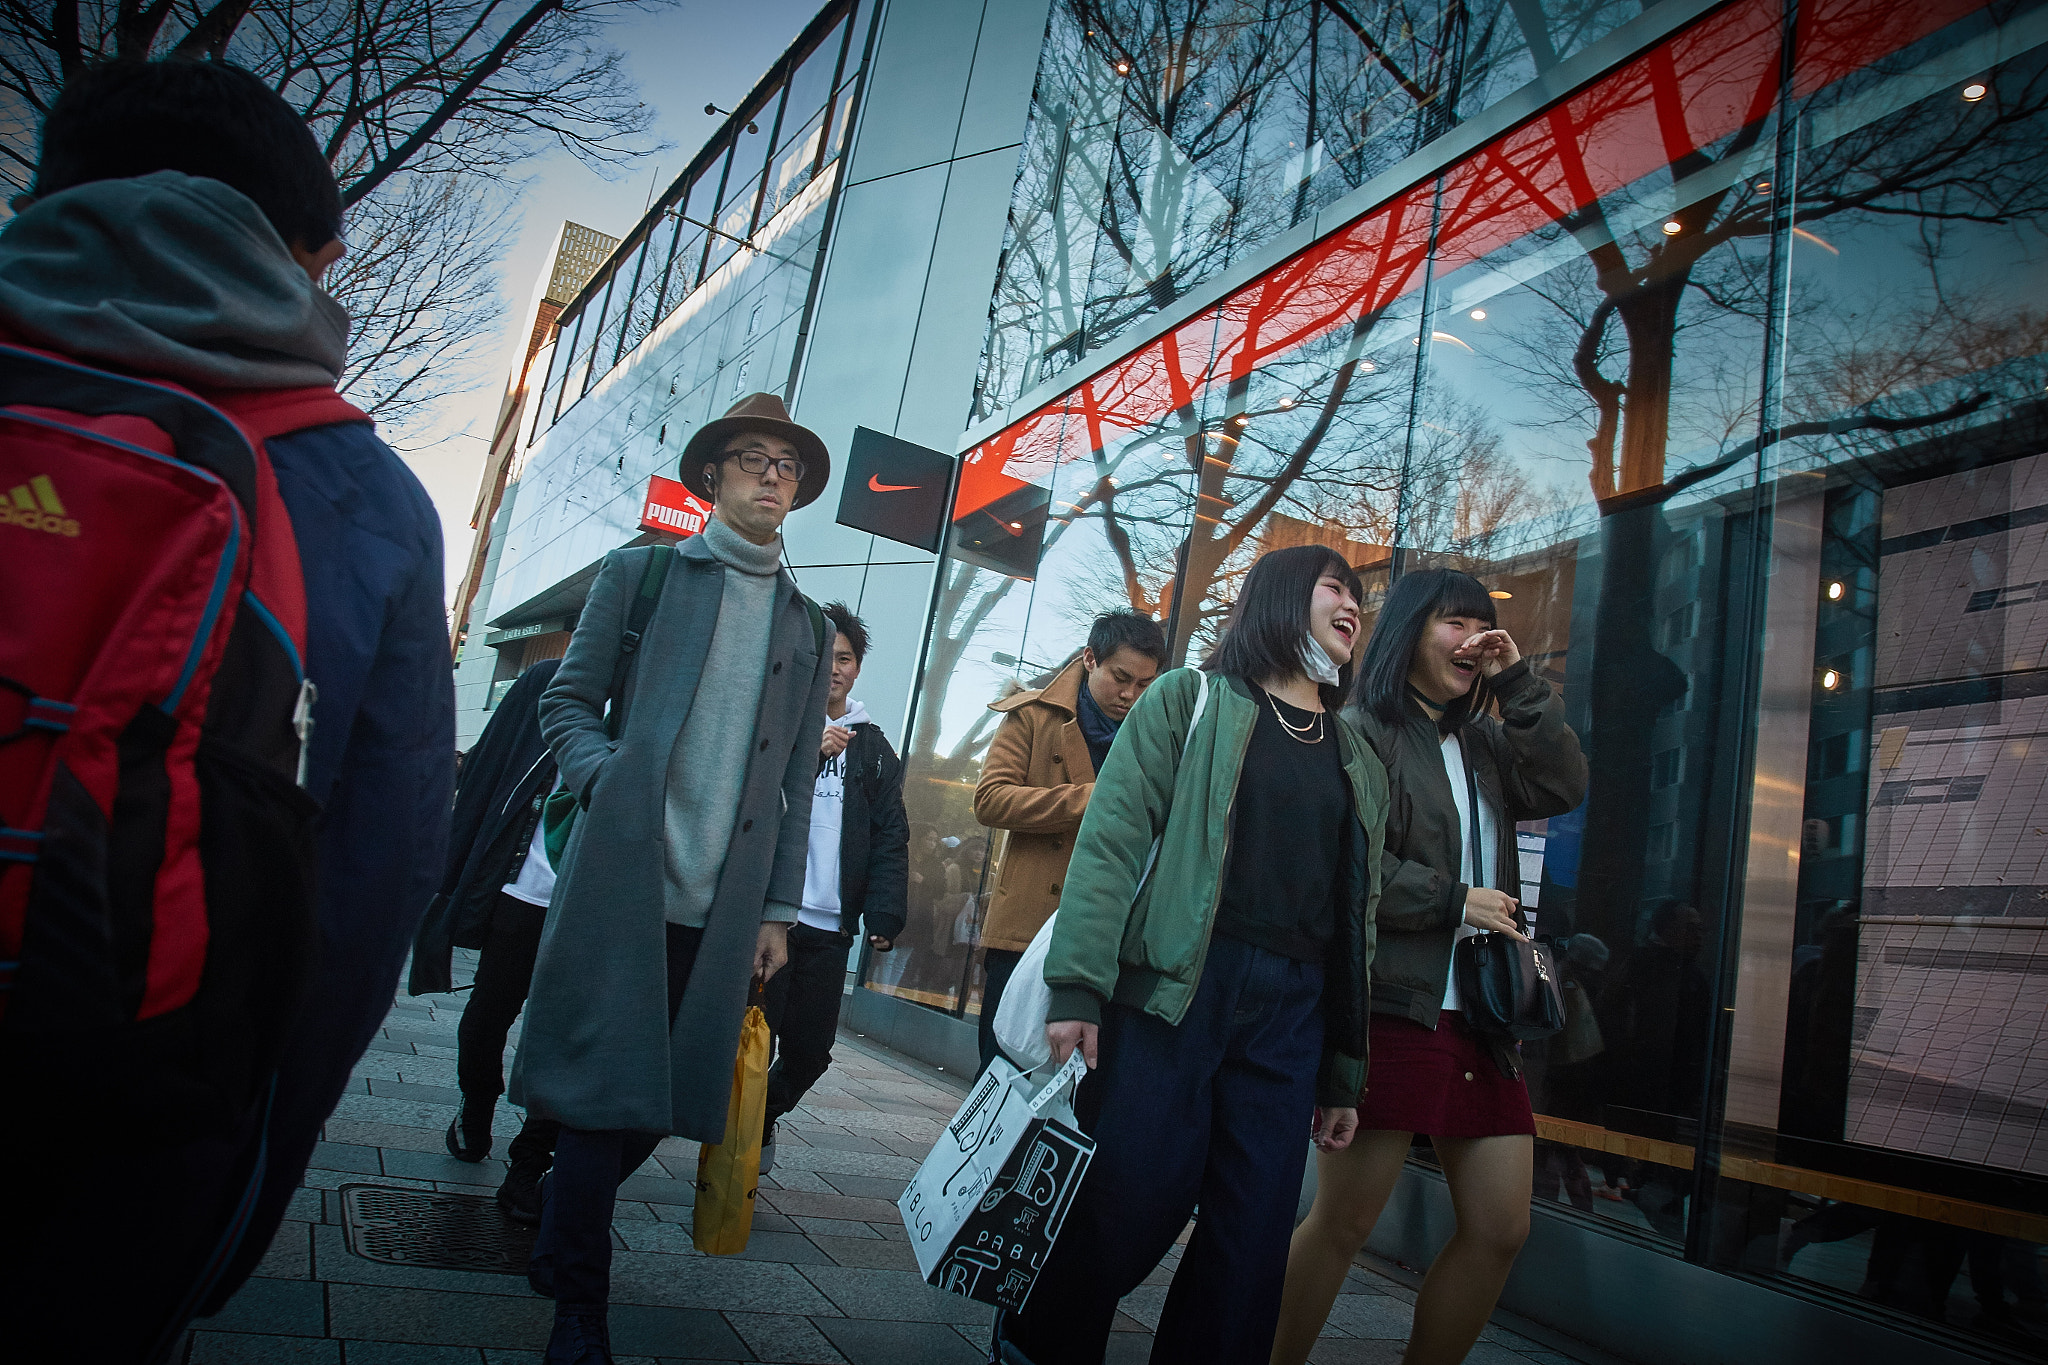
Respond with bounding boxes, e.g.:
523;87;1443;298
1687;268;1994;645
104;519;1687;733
836;426;954;552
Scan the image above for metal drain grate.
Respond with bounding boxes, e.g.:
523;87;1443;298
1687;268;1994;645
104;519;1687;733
340;1183;536;1274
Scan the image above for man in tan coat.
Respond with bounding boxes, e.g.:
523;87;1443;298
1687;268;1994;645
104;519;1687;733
972;611;1168;1066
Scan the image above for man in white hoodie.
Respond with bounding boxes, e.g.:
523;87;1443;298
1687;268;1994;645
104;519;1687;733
760;603;909;1166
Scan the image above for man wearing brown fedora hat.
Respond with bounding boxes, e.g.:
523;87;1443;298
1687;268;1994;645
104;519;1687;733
513;392;835;1363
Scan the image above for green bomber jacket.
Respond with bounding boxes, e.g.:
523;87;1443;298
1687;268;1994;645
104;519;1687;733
1041;667;1389;1106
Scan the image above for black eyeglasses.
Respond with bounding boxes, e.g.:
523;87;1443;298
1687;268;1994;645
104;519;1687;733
723;450;806;484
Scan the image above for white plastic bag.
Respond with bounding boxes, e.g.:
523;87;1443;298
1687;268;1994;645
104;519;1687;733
994;915;1059;1070
989;669;1210;1071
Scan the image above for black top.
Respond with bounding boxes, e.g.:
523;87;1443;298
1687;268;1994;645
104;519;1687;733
1213;686;1351;963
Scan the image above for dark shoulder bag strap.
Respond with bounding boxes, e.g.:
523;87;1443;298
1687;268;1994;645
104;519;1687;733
1457;731;1486;893
803;594;826;654
605;548;673;740
1461;730;1526;936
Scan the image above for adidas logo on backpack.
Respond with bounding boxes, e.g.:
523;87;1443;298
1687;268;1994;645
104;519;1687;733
0;473;78;536
0;340;366;1142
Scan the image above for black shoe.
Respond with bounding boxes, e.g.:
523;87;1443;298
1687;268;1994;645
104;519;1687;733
544;1306;611;1364
525;1171;555;1297
499;1153;547;1225
446;1098;494;1162
760;1118;778;1174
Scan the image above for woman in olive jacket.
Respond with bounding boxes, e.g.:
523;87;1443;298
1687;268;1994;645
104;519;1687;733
1272;568;1586;1365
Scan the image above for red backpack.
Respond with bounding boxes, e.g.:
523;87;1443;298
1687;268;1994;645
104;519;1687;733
0;339;365;1141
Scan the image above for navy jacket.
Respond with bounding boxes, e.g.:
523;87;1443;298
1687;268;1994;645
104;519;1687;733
201;418;454;1308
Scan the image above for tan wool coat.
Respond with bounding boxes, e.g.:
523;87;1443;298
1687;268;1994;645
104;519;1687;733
973;658;1096;953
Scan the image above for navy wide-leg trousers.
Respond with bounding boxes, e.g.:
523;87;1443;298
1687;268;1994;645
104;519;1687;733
1001;934;1323;1365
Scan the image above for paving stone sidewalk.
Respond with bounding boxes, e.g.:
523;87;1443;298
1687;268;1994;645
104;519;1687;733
179;953;1618;1365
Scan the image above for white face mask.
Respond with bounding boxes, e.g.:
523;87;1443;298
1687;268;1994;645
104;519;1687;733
1301;634;1343;687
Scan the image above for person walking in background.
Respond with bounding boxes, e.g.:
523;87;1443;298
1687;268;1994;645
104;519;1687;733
993;545;1387;1365
971;610;1167;1067
759;601;909;1172
0;60;452;1362
513;392;833;1365
409;656;565;1224
1273;568;1586;1365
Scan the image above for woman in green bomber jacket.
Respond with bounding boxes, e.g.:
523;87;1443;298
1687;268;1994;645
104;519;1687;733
1272;569;1587;1365
993;545;1389;1365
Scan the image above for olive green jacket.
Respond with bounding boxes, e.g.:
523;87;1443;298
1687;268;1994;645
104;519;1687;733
1041;667;1389;1106
1345;659;1586;1029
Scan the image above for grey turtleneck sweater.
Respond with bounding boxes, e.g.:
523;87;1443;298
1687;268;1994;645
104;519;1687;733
663;516;800;927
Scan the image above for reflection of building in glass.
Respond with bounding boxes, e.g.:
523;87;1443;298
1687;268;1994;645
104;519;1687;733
449;0;2048;1358
1847;456;2048;1175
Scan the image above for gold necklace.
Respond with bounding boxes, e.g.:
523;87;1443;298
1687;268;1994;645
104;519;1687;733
1263;687;1325;744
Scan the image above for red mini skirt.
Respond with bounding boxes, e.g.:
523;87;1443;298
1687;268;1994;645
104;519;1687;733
1356;1010;1535;1139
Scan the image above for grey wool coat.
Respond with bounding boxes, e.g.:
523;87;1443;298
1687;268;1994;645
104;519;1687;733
509;537;833;1141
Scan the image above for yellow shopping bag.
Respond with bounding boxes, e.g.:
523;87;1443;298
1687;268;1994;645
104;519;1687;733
692;1001;769;1255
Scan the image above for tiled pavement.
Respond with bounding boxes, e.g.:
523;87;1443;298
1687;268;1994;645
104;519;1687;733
177;952;1617;1365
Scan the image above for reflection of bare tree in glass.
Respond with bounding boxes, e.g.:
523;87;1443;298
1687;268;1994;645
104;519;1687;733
974;0;1648;419
1493;17;2048;946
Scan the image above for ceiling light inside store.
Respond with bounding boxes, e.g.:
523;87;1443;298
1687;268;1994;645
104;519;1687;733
1231;414;1250;426
1489;590;1512;600
1361;360;1375;372
1116;60;1130;74
1470;309;1487;320
1821;668;1841;690
1792;227;1840;255
1826;580;1845;601
1279;396;1297;408
1662;219;1683;235
1963;81;1989;101
1754;180;1771;194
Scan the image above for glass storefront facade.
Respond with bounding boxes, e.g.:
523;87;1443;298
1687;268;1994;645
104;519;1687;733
871;0;2048;1355
484;0;873;621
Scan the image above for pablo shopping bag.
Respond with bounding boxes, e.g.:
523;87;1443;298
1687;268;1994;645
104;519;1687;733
693;1003;770;1255
900;1051;1094;1312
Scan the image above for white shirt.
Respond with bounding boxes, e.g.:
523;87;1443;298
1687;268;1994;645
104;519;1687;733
501;810;557;907
1440;731;1499;1013
799;699;871;932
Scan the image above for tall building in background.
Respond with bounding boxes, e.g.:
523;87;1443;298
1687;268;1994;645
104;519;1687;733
447;220;618;664
452;3;2048;1361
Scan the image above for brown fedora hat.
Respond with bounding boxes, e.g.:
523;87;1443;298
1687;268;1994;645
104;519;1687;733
679;392;831;510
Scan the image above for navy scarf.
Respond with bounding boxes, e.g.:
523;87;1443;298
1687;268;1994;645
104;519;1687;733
1076;673;1120;775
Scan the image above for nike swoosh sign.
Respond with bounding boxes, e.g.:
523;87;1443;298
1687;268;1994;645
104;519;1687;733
869;476;921;492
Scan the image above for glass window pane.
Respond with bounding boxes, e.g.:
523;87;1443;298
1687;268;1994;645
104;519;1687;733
779;16;847;152
1456;1;1647;123
1723;6;2048;1349
704;168;764;279
762;107;828;221
611;234;668;363
545;302;587;425
663;159;723;305
593;239;649;374
529;334;564;441
572;269;622;399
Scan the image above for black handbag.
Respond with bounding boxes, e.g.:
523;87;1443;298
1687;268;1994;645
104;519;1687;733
1450;735;1565;1041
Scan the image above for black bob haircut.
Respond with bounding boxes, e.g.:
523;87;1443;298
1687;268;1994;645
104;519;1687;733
1352;567;1499;728
823;602;869;663
34;60;343;251
1086;610;1168;668
1202;544;1363;707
